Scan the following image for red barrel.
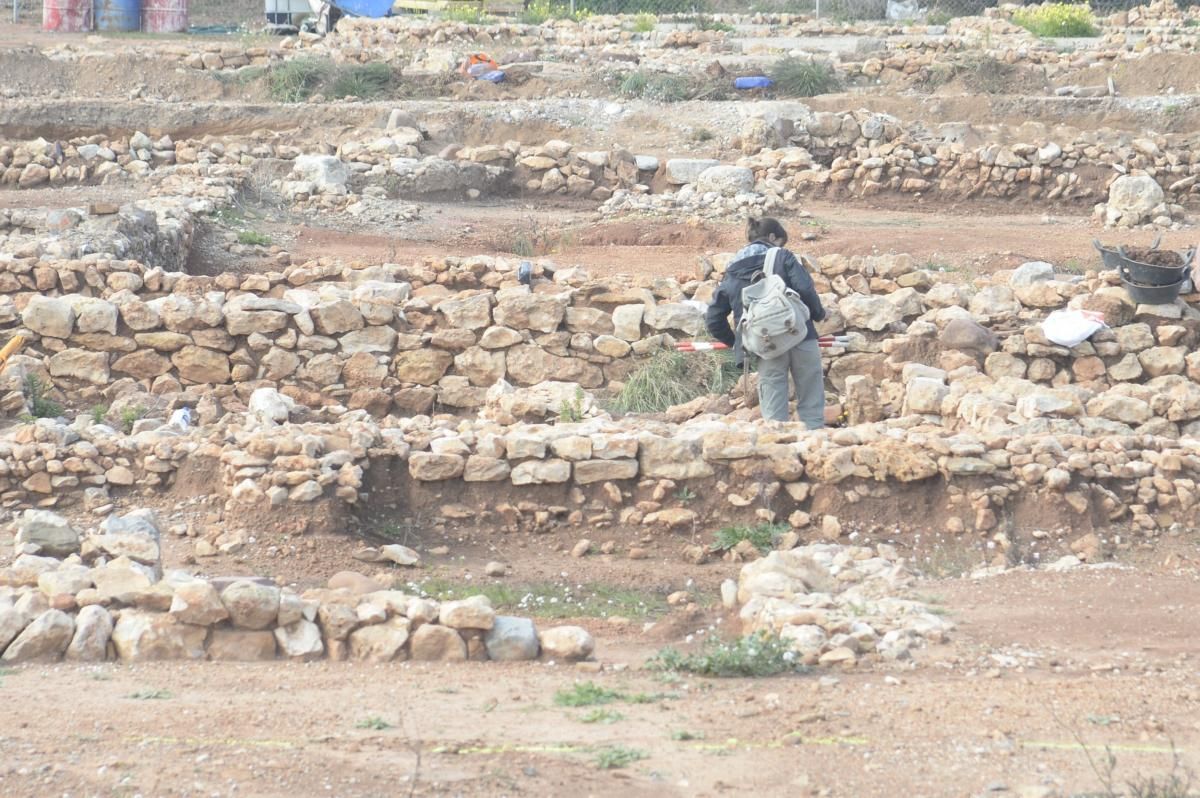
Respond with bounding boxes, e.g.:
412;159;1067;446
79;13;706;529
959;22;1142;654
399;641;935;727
43;0;93;31
141;0;187;32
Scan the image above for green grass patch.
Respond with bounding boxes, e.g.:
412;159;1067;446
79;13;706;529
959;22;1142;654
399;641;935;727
771;57;840;97
1011;2;1098;37
520;0;590;24
328;62;395;100
611;349;740;415
672;729;704;741
236;230;272;246
632;12;657;32
441;3;491;24
618;70;693;103
355;716;393;730
90;404;108;425
128;689;172;700
712;522;788;554
580;708;624;724
595;745;648;770
410;579;668;620
268;57;333;103
555;682;622;707
120;405;146;435
649;631;803;678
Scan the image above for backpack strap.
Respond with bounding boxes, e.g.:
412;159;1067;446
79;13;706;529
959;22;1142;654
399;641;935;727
764;247;780;278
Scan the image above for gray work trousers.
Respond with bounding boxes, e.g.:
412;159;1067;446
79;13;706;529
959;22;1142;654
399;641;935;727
757;337;824;429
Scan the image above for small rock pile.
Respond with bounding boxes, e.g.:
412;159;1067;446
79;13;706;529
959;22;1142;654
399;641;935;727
0;508;593;664
729;543;953;667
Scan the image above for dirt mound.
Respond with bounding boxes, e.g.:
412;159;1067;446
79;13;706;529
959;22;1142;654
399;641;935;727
1067;51;1200;96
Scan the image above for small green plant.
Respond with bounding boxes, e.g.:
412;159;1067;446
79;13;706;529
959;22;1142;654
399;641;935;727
554;682;621;707
1011;2;1098;38
649;630;802;678
267;57;332;103
520;0;589;24
611;349;739;415
120;405;146;434
441;2;491;24
236;230;272;246
90;404;109;425
712;522;787;554
618;70;693;103
594;746;647;770
925;9;953;26
328;62;395;100
129;689;172;700
356;716;393;730
692;13;733;32
558;386;586;423
771;57;840;97
632;12;657;32
671;729;704;741
23;374;63;419
691;127;716;143
675;486;697;503
579;708;624;724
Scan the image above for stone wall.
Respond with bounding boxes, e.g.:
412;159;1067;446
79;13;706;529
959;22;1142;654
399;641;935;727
0;508;592;665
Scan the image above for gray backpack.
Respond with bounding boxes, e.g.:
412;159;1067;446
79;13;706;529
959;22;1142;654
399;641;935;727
738;248;811;359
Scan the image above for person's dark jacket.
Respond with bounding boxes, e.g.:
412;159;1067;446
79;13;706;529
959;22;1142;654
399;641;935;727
705;243;826;367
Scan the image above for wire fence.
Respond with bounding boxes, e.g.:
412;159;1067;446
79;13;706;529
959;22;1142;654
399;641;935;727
8;0;1186;32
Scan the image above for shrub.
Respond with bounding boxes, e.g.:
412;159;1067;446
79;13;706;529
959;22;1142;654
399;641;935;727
554;682;621;707
1011;2;1098;37
594;746;647;770
712;522;788;554
23;375;63;419
611;349;740;415
236;230;272;246
520;0;590;23
648;630;802;678
120;405;146;434
617;70;693;103
441;2;490;24
268;58;332;103
90;405;109;425
771;57;840;97
633;12;657;32
328;63;395;100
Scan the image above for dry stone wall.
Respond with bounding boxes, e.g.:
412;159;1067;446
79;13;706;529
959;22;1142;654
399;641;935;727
0;508;592;665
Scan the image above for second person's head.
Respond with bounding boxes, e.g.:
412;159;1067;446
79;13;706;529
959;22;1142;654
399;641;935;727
747;217;788;247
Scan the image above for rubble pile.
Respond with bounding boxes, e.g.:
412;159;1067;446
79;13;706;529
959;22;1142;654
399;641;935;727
730;543;954;667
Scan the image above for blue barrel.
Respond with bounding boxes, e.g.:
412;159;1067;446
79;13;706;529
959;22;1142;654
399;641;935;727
735;76;774;90
96;0;141;31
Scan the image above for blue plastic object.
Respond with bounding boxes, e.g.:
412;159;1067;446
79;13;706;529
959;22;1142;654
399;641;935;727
518;261;532;285
735;76;774;90
330;0;392;17
96;0;140;31
480;70;506;83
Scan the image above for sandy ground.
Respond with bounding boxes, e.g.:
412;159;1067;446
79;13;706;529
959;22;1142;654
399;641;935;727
2;563;1198;798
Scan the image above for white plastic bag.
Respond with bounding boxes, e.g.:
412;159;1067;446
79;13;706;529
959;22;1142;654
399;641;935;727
1042;309;1105;348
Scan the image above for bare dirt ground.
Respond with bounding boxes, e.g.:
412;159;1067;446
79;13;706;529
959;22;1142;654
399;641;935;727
2;565;1198;798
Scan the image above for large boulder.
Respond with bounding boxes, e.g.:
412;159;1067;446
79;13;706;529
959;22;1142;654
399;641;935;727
539;625;594;661
1106;175;1164;226
48;349;110;385
65;605;114;662
20;296;75;338
696;165;755;196
15;510;79;557
275;619;324;660
293;154;350;194
665;158;721;184
484;616;540;661
219;580;281;630
169;580;229;626
439;596;495;630
409;624;468;661
1;610;74;663
348;616;411;662
111;611;208;661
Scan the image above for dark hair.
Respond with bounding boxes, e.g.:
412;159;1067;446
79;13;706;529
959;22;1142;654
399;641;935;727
747;217;788;246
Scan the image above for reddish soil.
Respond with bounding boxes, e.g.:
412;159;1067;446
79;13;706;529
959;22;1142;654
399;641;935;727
1;563;1198;797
